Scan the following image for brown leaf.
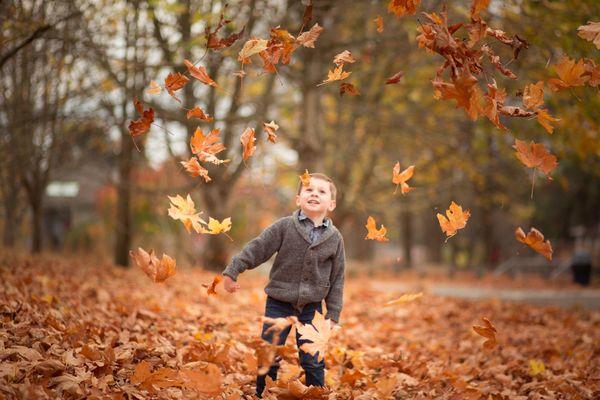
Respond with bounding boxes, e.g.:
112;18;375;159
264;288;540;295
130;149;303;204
240;127;256;161
472;317;497;350
184;59;218;87
339;83;360;96
186;106;213;122
263;120;279;143
180;157;211;182
386;71;404;85
515;227;553;261
392;162;414;194
548;55;589;91
577;21;600;49
333;50;356;67
296;23;323;48
365;216;389;242
437;201;470;240
536;109;559;134
513;139;558;177
522;81;545;111
387;0;421;17
164;72;190;102
374;15;384;33
128;98;154;137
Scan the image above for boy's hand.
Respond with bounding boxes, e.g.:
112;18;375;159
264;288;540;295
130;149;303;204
223;275;240;293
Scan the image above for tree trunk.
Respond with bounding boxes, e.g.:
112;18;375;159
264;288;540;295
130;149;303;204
114;132;133;266
401;207;413;269
28;190;43;253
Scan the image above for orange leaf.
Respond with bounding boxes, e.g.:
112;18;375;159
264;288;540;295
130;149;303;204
318;65;351;86
131;361;153;385
130;247;177;283
387;0;421;17
128;98;154;137
339;83;360;96
238;38;268;64
392;162;414;195
146;80;162;95
365;216;389;242
296;310;338;362
333;50;356;67
186;106;213;122
513;139;557;177
374;15;384;33
164;72;190;102
432;73;482;120
180;157;211;182
472;317;497;350
583;58;600;87
190;128;226;163
263;120;279;143
386;71;404;85
203;275;222;296
515;227;553;261
240;127;256;161
183;59;218;87
179;364;222;394
296;23;324;48
437;201;470;241
167;194;206;233
384;292;423;306
483;81;507;130
548;55;589;91
536;109;559;134
577;21;600;49
522;81;545;111
299;169;311;187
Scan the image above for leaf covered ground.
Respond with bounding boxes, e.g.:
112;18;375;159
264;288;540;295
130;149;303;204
1;255;598;399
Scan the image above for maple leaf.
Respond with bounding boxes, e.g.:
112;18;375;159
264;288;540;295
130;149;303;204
522;81;545;111
128;98;154;137
384;292;423;306
296;310;338;362
300;169;311;187
146;80;162;95
180;157;211;183
515;227;553;261
238;38;269;64
483;81;507;130
164;72;190;102
167;194;206;233
536;109;559;134
548;55;589;91
183;59;218;87
130;247;177;283
296;23;323;48
204;8;244;51
240;127;256;161
583;58;600;87
186;106;213;122
202;275;222;296
470;0;490;19
333;50;356;67
392;162;414;195
437;201;470;241
263;121;279;143
472;317;497;350
190;128;226;162
365;216;389;242
513;139;557;177
318;65;351;86
200;217;232;236
432;73;482;120
387;0;421;17
386;71;404;85
374;15;384;33
577;21;600;49
339;83;360;96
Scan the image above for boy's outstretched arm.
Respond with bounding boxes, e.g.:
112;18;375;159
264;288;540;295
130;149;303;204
325;238;346;323
222;218;285;282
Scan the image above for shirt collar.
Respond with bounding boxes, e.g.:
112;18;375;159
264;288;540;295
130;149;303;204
298;210;330;227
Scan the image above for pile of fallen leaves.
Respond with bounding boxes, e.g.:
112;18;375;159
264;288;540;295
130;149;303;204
1;254;598;399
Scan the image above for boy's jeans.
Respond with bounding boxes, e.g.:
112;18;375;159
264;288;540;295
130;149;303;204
256;296;325;397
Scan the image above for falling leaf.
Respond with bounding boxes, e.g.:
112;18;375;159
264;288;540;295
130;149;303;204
333;50;356;67
263;121;279;143
437;201;470;241
128;98;154;137
392;162;414;194
296;23;323;48
470;0;490;19
300;169;311;187
513;139;558;177
432;73;482;120
186;106;213;122
238;38;269;64
167;194;206;233
180;157;211;182
184;59;218;87
577;21;600;49
130;247;177;283
201;217;232;236
296;310;338;362
529;359;546;377
515;227;553;261
263;316;298;337
164;72;190;102
548;55;589;91
190;128;226;163
387;0;421;17
386;71;404;85
522;81;545;111
472;317;497;350
583;58;600;87
365;216;389;242
240;127;256;161
203;275;222;296
318;65;351;86
384;292;423;306
205;9;245;51
483;81;507;130
339;83;360;96
374;15;384;33
146;80;162;95
536;109;559;134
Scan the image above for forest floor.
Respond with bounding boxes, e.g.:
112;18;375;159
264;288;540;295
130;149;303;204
1;254;598;399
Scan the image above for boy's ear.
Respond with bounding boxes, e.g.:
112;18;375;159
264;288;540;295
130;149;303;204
295;194;301;207
328;200;336;211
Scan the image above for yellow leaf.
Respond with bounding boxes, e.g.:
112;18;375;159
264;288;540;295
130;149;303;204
167;194;206;233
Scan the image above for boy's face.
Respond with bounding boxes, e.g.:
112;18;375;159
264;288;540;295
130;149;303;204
295;177;336;216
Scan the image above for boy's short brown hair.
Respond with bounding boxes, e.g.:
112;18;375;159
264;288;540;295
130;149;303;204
297;172;337;200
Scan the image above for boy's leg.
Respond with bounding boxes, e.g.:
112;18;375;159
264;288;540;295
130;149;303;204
256;296;294;397
296;301;325;387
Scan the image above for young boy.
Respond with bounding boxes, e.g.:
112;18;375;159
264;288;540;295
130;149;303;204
222;173;346;397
